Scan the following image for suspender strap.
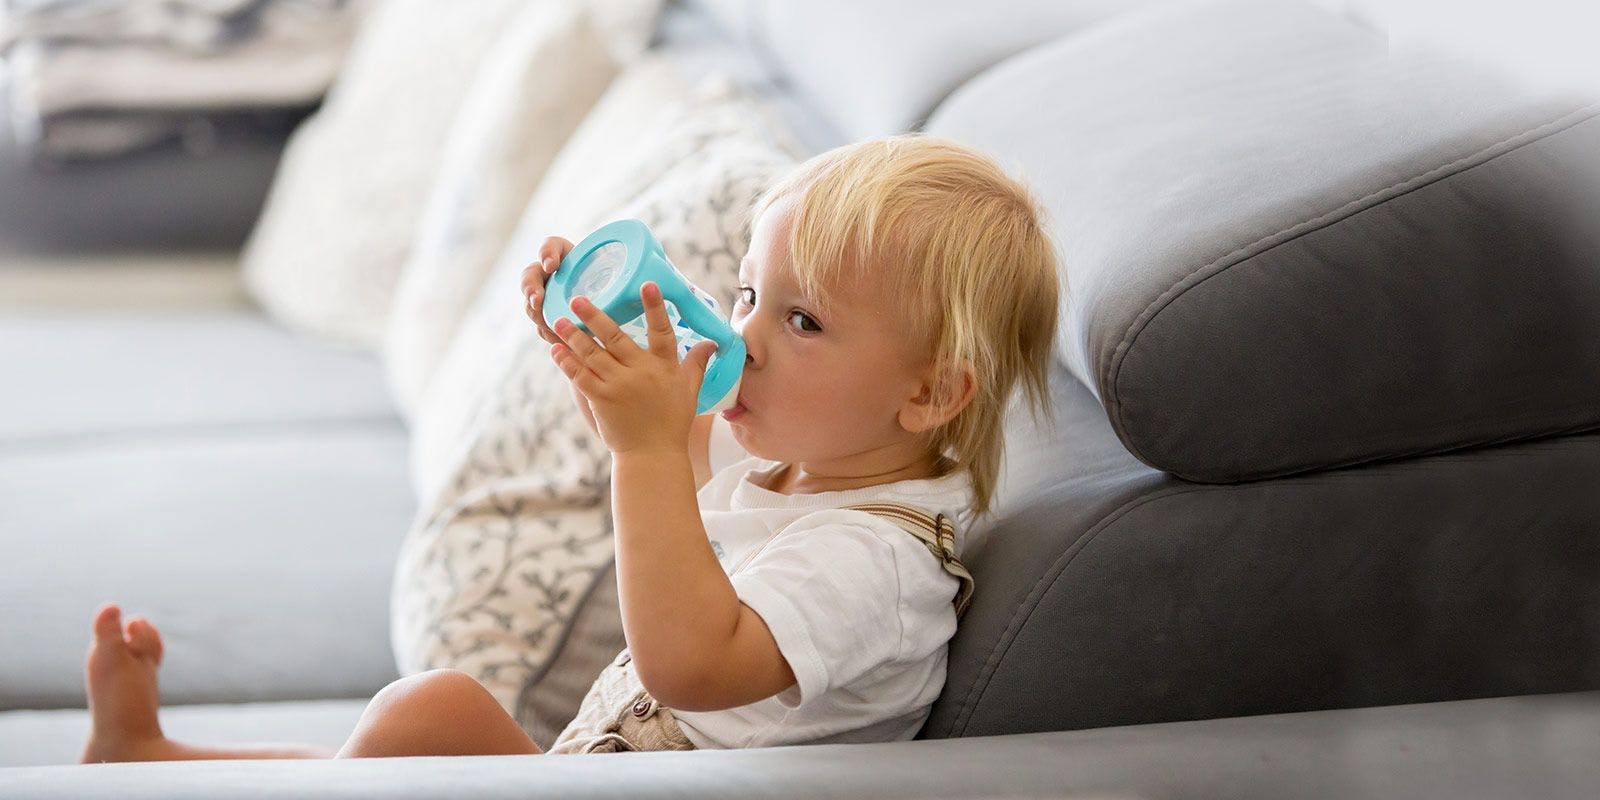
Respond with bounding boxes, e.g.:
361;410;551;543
843;502;975;619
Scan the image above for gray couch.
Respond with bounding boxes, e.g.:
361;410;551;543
3;0;1599;796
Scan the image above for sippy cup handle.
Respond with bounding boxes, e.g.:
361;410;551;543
646;252;747;414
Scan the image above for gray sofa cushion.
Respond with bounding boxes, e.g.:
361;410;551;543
927;0;1600;482
0;699;367;767
921;360;1600;738
0;425;410;711
0;312;399;443
0;311;409;712
689;0;1153;140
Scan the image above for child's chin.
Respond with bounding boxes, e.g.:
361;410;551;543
729;426;770;460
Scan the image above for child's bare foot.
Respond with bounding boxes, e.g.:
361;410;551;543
81;602;176;763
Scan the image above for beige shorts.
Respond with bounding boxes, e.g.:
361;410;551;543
547;648;697;755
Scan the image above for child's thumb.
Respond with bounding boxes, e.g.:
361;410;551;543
687;341;718;374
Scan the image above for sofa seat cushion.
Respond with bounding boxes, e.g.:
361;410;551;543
1;691;1595;797
0;309;410;712
0;699;369;767
927;0;1600;482
0;311;399;443
0;424;411;712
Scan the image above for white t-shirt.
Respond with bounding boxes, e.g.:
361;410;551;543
672;416;975;749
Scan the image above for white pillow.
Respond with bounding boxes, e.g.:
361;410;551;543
240;0;529;350
407;61;801;497
391;76;799;747
588;0;669;62
382;2;618;419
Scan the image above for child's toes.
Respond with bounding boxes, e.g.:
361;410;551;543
91;603;125;648
125;617;164;666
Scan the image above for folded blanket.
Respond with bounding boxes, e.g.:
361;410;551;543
0;1;350;54
2;0;364;158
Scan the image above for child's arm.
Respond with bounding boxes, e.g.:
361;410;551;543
547;282;796;712
611;451;797;711
689;413;715;491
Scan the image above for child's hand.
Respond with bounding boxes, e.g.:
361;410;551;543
522;236;574;345
549;281;718;456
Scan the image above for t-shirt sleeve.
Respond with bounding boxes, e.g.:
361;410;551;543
729;518;910;710
706;413;749;477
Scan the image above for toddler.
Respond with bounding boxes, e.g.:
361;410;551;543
79;134;1059;761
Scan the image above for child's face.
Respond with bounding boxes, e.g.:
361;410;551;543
724;196;933;469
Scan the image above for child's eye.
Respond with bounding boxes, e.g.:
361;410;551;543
788;310;822;333
734;285;819;333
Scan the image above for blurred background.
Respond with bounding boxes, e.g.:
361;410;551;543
0;0;370;308
1;0;1595;297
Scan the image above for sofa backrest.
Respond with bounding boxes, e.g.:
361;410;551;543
926;0;1600;483
916;0;1600;739
686;0;1156;141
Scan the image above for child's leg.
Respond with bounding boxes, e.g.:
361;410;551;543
335;669;543;758
81;604;541;763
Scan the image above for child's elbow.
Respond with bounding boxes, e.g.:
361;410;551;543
638;657;752;712
632;657;707;712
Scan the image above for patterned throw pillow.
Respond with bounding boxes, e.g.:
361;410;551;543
390;75;800;747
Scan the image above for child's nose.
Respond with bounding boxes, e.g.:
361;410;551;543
732;318;762;369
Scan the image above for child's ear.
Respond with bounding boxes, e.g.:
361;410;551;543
899;361;976;434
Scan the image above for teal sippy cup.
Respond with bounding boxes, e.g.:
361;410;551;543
541;219;746;415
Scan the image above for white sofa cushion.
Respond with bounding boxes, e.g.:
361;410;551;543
382;2;618;419
242;0;624;352
407;60;796;496
240;0;526;350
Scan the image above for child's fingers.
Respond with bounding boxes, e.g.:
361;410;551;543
538;236;574;274
568;295;640;362
552;310;622;379
640;282;681;359
550;343;601;391
526;290;561;344
685;340;717;376
522;237;573;313
520;257;554;295
521;264;550;317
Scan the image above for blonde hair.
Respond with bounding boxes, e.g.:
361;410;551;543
753;134;1060;522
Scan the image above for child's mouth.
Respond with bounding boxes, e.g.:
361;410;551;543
721;400;748;421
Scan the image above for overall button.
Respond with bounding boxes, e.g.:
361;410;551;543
631;698;653;717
